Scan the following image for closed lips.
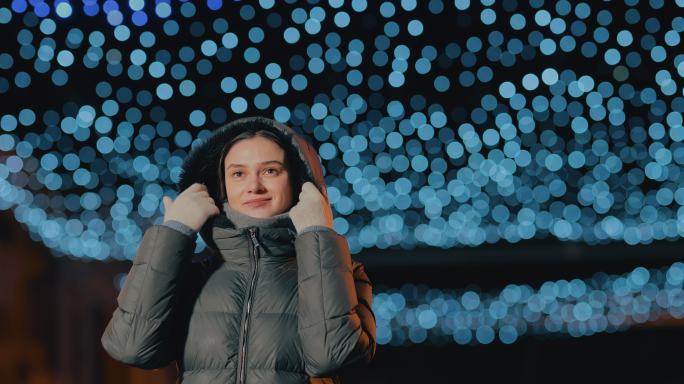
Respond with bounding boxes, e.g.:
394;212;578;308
245;198;271;204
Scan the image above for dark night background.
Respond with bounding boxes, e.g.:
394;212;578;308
1;0;684;383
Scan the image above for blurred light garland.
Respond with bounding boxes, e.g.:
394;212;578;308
1;0;684;342
372;262;684;346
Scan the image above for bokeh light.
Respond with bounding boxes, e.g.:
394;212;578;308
0;0;683;345
372;263;684;346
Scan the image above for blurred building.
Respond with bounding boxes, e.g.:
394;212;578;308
0;209;176;384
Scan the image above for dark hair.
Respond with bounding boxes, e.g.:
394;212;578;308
216;129;301;206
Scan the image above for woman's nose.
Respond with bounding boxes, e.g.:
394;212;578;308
246;174;265;193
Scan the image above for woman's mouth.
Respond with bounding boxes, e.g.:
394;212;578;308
244;198;271;208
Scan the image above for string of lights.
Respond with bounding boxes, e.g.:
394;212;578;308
1;0;683;344
372;262;684;346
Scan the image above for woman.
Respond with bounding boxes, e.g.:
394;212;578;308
101;116;376;383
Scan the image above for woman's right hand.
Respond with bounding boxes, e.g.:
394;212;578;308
162;183;220;232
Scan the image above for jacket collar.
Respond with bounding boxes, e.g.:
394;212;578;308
209;202;297;262
220;200;294;231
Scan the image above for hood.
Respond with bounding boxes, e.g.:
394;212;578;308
177;116;328;251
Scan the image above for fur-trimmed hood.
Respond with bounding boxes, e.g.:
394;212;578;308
176;116;328;251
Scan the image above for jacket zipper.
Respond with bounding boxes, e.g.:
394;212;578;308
237;227;261;384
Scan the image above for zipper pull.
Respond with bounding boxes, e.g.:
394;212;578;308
248;227;260;253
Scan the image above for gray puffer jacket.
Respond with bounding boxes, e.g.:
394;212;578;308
101;117;376;383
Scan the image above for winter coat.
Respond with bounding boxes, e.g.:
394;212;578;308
101;117;376;383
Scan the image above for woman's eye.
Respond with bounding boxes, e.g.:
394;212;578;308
265;168;278;175
232;171;242;177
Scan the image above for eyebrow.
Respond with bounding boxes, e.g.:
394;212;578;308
225;160;285;169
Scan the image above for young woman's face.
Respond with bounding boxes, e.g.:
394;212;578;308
223;135;294;218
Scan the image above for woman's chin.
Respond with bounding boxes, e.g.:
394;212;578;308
239;206;274;218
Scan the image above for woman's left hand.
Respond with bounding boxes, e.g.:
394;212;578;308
289;182;334;233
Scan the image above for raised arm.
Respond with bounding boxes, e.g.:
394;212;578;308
100;225;196;369
101;183;219;368
295;227;377;377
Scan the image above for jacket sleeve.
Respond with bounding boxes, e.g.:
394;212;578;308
101;224;196;369
295;228;377;377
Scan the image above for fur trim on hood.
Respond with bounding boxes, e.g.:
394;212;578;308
176;116;327;251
